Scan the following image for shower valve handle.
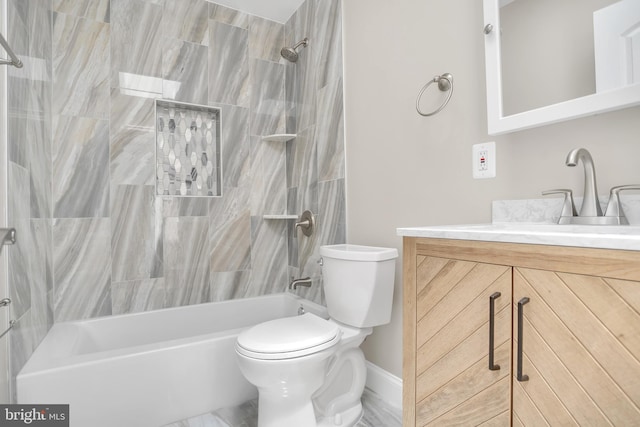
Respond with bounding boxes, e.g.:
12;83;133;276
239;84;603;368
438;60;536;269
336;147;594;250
294;210;315;237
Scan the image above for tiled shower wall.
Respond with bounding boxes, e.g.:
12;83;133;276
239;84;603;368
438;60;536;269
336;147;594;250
5;0;345;399
285;0;346;302
6;0;54;400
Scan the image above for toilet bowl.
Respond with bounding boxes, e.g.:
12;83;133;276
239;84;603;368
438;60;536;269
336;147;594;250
236;244;398;427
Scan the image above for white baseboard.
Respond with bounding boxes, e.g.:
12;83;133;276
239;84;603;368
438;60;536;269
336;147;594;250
365;361;402;410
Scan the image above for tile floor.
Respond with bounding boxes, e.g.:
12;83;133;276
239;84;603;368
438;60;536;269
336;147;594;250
164;388;402;427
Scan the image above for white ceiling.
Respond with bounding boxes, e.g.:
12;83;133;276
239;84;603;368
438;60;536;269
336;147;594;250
208;0;307;24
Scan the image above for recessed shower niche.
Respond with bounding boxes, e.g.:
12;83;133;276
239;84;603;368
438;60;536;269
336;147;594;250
155;100;222;197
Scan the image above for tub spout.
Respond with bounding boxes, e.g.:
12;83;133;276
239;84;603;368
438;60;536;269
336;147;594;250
289;277;312;290
565;148;602;217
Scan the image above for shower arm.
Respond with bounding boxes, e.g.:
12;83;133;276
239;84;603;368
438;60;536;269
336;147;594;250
0;32;22;68
291;39;308;50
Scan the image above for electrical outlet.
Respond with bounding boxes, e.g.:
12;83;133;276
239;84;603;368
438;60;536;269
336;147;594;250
473;142;496;179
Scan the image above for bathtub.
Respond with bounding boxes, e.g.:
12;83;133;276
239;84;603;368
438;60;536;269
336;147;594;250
17;293;327;427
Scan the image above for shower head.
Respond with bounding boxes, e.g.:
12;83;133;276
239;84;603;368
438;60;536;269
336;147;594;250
280;38;308;63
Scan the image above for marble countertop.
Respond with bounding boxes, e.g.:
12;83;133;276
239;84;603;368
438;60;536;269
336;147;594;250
396;223;640;251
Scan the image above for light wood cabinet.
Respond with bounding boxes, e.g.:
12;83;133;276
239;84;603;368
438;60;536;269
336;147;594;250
403;237;640;426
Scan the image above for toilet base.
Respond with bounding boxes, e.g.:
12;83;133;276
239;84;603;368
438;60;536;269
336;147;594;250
316;402;363;427
258;392;317;427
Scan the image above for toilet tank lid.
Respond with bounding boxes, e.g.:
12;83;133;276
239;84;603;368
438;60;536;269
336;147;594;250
320;244;398;261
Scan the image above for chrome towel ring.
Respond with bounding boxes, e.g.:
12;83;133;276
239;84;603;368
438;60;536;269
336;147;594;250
416;73;453;117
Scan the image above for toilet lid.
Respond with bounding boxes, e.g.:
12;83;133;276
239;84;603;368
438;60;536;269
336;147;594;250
236;313;341;360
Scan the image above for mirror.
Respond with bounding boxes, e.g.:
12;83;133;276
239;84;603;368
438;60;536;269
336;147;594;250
483;0;640;135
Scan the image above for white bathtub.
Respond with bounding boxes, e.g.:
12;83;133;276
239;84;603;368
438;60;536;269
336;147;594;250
17;293;327;427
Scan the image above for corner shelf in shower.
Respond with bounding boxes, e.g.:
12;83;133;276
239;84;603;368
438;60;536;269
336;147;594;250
262;214;299;220
261;134;297;142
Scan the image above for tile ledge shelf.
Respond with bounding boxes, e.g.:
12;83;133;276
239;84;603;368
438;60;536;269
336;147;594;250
261;134;297;142
263;214;299;220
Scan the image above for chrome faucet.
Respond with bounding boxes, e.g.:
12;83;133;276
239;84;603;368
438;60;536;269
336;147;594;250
565;148;602;217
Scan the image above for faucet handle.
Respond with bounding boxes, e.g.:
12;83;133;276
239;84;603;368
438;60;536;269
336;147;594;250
604;185;640;223
542;189;577;218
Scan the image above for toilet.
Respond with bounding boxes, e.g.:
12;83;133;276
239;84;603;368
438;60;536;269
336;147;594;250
235;244;398;427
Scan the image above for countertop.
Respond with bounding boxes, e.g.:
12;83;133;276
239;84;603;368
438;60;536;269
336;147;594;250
396;223;640;251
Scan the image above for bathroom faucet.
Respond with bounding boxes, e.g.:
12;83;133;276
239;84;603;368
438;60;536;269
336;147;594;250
565;148;602;217
544;149;640;225
289;277;312;290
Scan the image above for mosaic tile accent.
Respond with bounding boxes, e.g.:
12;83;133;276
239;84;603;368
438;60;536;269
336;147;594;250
156;100;222;197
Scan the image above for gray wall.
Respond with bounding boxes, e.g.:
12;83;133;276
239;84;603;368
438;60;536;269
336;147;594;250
6;0;345;401
343;0;640;378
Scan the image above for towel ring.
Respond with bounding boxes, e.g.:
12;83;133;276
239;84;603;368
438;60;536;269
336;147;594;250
416;73;453;117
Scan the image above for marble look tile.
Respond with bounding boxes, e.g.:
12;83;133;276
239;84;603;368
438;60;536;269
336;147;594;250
162;0;209;45
209;210;251;272
209;399;259;427
111;278;166;314
164;412;231;427
53;0;110;22
260;138;287;216
249;216;288;295
220;105;250;189
7;115;28;168
7;0;29;57
249;16;283;62
312;0;343;90
53;218;112;322
111;185;163;281
286;187;298;266
316;78;345;181
52;12;110;118
110;0;163;85
317;179;346;247
110;88;156;186
209;187;251;272
357;389;402;427
162;389;401;427
164;217;211;307
209;270;251;302
28;115;53;219
208;3;248;29
250;59;285;136
162;39;209;105
288;126;318;213
162;197;210;217
53;114;110;218
29;0;53;70
248;136;267;216
284;0;317;132
29;220;54;345
208;21;249;107
8;162;31;320
291;181;345;304
10;309;36;403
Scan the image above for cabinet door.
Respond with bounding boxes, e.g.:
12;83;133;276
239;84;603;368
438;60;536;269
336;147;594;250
414;256;511;426
513;268;640;425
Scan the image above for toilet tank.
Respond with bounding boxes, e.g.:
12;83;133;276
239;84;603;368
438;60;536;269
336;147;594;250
320;244;398;328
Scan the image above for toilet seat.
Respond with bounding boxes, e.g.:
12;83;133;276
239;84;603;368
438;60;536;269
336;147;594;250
236;313;341;360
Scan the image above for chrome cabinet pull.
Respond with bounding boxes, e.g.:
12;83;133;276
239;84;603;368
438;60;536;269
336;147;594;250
488;292;501;371
517;297;530;382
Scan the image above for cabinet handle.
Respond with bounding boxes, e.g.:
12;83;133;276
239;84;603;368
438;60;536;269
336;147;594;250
488;292;501;371
517;297;530;382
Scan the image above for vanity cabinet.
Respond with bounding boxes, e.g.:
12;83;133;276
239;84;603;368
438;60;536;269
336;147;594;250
403;237;640;426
